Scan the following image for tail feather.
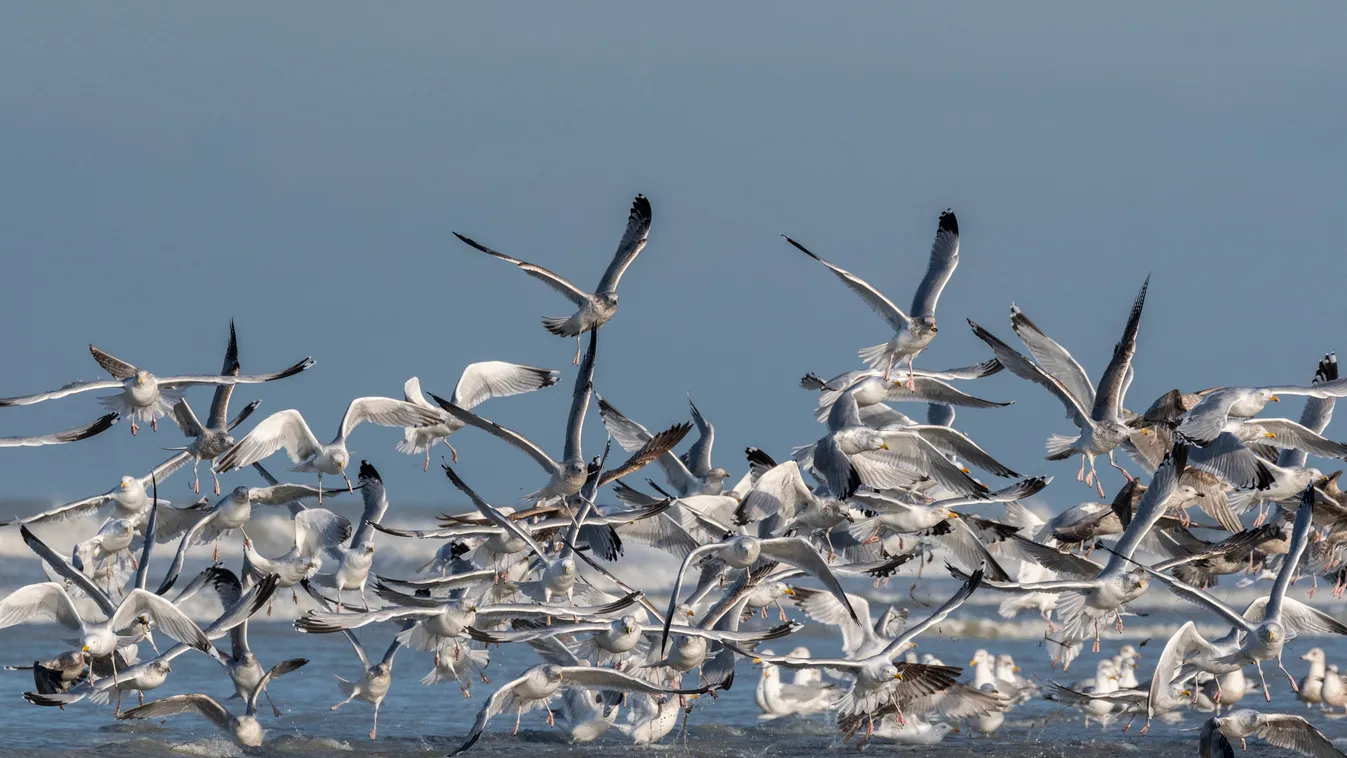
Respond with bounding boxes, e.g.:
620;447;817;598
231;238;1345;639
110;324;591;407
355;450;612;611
542;316;580;337
857;342;894;370
1044;434;1080;461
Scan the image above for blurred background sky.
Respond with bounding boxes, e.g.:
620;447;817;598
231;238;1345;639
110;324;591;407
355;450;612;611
1;2;1344;514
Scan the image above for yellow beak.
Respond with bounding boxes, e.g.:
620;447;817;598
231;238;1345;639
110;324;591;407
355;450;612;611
82;645;90;652
960;467;971;474
1270;395;1280;402
1013;666;1020;673
1141;428;1151;436
783;588;796;596
880;442;889;450
1264;432;1277;439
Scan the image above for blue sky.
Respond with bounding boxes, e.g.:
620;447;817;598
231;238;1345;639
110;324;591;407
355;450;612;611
1;3;1344;512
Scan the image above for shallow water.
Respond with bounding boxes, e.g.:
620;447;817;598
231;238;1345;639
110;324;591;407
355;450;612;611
4;502;1347;757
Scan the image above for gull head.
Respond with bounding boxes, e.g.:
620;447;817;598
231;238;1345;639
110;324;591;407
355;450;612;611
563;459;587;483
1259;622;1285;645
938;507;960;521
332;454;347;470
541;664;564;683
119;476;134;491
880;662;903;681
913;316;938;336
619;615;637;634
708;467;731;482
560;558;576;576
230;486;251;502
134;371;151;386
600;292;620;309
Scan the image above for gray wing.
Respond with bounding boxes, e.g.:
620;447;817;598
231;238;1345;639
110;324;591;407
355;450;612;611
0;413;119;448
1008;304;1096;410
909;209;959;319
5;490;113;527
599;423;693;487
1187;433;1274;491
811;435;860;501
1177;390;1242;447
595;193;652;294
350;461;389;549
968;319;1090;428
450;671;544;756
114;590;214;653
909;425;1019;477
1090;276;1149;423
758;537;858;622
684;396;715;476
1199;717;1235;758
19;525;118;617
451;361;561;410
443;465;548;559
293;509;354;564
226;399;262;432
117;694;232;731
564;332;597;463
171;399;206;438
207;320;241;430
1266;489;1314;624
926;403;955;428
880;568;982;659
881;378;1013;409
1256;713;1347;758
157;358;315;389
89;344;139;379
453;232;590;305
561;666;707;696
337;396;443;443
914;358;1003;381
0;378;124;406
1142;568;1254;632
1105;444;1187;571
245;657;309;716
0;583;83;631
782;235;911;333
827;390;865;432
429;395;560;474
1280;353;1338;468
1255;418;1347;460
595;394;654;452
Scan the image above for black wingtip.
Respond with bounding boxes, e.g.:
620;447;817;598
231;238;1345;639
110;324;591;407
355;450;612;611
938;208;958;235
744;447;778;468
358;460;381;484
269;357;315;381
630;193;651;222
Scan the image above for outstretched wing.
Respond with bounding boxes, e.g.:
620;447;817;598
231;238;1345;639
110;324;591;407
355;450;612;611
453;232;590;305
0;413;119;448
207;320;242;430
89;345;139;379
216;410;323;471
909;210;959;319
452;361;561;410
595;193;652;294
1091;276;1149;423
117;694;232;731
338;397;443;442
430;394;560;474
782;235;911;333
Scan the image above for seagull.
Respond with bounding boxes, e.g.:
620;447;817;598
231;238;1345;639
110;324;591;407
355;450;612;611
311;460;390;610
114;659;307;747
597;394;731;496
450;663;705;755
241;508;352;605
956;444;1186;660
968;275;1150;497
453;193;651;365
1278;353;1338;470
781;210;958;387
801;359;1010;421
0;412;119;448
397;362;560;470
0;342;312;435
214;397;443;501
1;452;190;528
1144;488;1346;728
659;531;859;650
1178;373;1347;447
431;331;597;502
162;321;267;493
1199;709;1347;758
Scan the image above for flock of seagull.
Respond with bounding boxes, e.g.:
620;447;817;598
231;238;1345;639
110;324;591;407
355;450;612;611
3;195;1347;757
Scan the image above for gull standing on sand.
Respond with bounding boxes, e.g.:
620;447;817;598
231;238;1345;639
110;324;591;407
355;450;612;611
453;194;651;365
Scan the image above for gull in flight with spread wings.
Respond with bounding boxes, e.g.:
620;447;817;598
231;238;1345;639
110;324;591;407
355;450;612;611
454;194;651;365
215;398;442;501
782;210;959;387
0;340;312;435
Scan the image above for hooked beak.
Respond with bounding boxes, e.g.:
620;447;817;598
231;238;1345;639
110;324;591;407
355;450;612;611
1141;428;1151;436
1270;395;1280;402
1264;432;1277;439
82;645;90;652
893;672;904;681
968;658;978;666
880;442;889;450
782;587;796;596
1013;666;1020;673
960;467;971;474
